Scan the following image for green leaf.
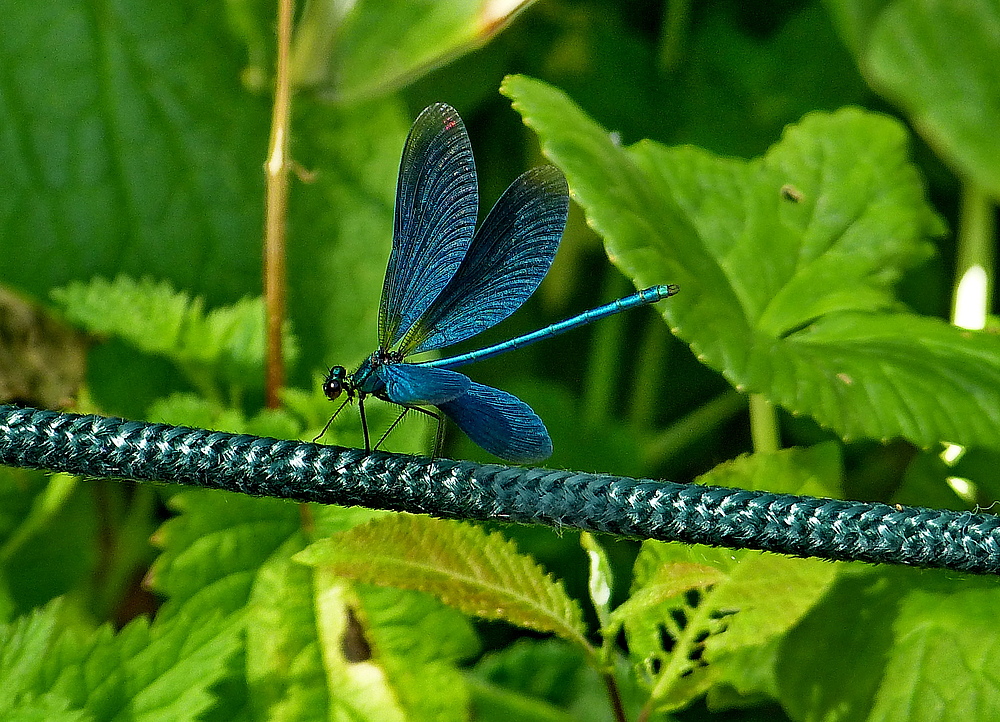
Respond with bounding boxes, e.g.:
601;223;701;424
471;638;656;722
778;567;905;721
829;0;1000;196
291;0;537;102
501;76;1000;452
354;583;479;720
247;542;477;722
148;490;303;620
609;562;725;635
286;99;406;372
151;491;475;720
622;446;842;711
702;440;845;497
778;567;1000;722
579;532;614;632
296;515;589;649
0;598;243;721
244;540;330;721
0;1;266;303
145;392;302;441
51;276;298;394
866;578;1000;721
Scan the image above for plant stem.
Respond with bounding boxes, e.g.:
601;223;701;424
942;181;994;466
583;273;630;428
952;181;994;330
749;393;779;453
628;318;668;431
603;670;628;722
263;0;295;408
642;388;747;468
658;0;691;72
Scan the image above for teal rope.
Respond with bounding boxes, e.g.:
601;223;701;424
1;405;998;574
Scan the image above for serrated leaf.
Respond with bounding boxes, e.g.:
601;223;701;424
291;0;537;102
622;446;842;711
501;76;1000;452
119;610;244;721
867;579;1000;721
0;598;242;722
354;582;478;720
146;392;302;441
51;277;195;356
0;601;64;709
829;0;1000;197
296;515;589;649
609;563;725;634
51;276;298;392
148;490;303;620
151;491;473;720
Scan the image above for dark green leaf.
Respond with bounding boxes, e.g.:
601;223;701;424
502;76;1000;452
0;1;266;303
829;0;1000;196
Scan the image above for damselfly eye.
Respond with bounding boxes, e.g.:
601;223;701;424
323;366;348;400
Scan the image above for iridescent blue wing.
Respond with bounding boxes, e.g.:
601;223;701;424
438;381;552;463
379;104;479;349
377;364;471;405
398;165;568;355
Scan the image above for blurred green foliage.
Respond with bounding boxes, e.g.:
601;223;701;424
2;0;1000;720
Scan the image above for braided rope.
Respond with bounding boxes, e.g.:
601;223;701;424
1;405;998;574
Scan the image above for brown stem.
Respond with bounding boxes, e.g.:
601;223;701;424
263;0;295;408
603;670;629;722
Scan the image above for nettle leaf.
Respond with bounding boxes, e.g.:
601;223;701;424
828;0;1000;197
502;75;1000;452
0;598;241;721
296;514;589;649
291;0;536;102
620;446;842;711
248;528;477;722
146;393;303;441
353;583;479;720
778;568;1000;722
51;276;298;389
869;578;1000;721
151;492;474;721
608;563;725;637
148;490;304;622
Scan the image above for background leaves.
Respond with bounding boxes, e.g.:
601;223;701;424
503;75;1000;451
2;0;1000;720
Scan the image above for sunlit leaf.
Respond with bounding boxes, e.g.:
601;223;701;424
502;75;1000;452
296;514;589;648
292;0;539;102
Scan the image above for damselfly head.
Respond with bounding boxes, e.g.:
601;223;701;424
322;366;350;401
